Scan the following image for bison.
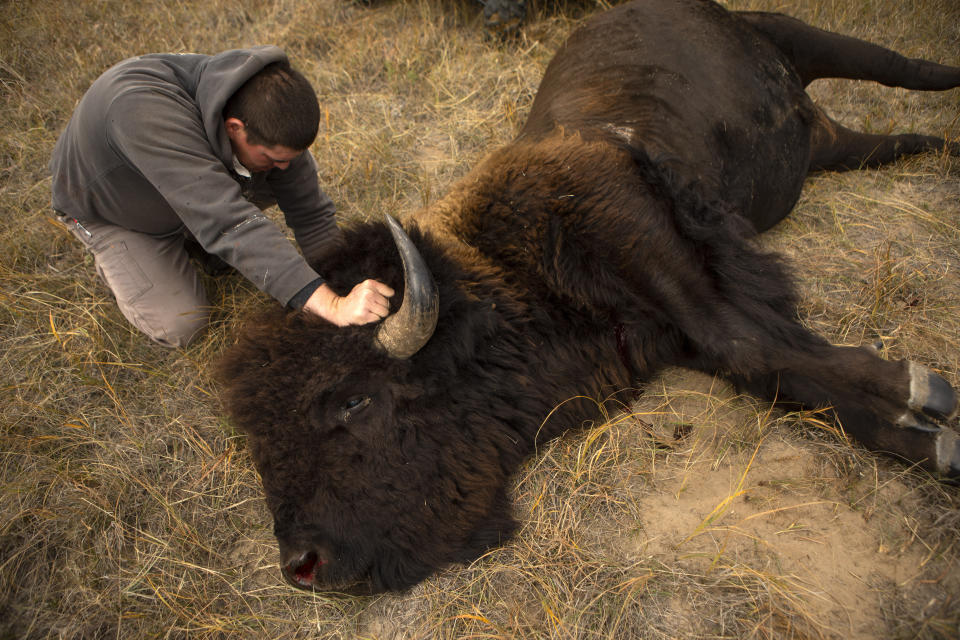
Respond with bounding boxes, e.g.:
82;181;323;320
218;0;960;595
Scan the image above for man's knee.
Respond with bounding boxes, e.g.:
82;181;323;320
119;300;209;348
153;308;210;348
76;225;211;348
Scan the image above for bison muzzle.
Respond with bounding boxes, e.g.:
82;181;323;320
218;0;960;594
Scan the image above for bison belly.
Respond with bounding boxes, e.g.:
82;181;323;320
521;0;812;232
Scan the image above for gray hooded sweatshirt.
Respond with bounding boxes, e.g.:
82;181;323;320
49;46;342;305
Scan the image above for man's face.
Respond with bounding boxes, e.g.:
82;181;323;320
225;118;302;172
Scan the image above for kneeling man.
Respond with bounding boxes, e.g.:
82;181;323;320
50;46;392;347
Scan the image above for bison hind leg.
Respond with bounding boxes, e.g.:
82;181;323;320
808;110;959;172
740;10;960;171
738;11;960;90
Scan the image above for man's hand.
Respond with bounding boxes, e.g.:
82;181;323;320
302;280;395;327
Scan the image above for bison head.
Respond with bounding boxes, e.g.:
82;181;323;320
218;217;534;594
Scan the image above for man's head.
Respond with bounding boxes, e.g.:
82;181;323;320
223;60;320;170
225;120;301;173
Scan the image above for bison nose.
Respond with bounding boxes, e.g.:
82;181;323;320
281;550;324;590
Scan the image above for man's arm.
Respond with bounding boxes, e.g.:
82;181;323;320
267;153;397;326
107;91;323;305
268;152;345;265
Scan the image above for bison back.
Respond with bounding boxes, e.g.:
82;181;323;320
521;0;814;232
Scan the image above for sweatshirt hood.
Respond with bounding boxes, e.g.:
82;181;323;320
195;45;289;164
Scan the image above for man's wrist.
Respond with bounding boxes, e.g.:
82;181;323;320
302;284;343;324
288;278;325;310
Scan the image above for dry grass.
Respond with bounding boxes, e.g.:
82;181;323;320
2;0;959;638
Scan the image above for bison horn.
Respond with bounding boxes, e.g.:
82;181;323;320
374;214;439;359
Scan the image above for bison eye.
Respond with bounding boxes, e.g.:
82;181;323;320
340;395;372;422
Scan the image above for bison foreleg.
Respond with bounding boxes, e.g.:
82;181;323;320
672;300;959;476
726;364;960;478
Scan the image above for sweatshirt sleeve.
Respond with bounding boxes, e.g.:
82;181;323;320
105;88;321;305
267;151;346;267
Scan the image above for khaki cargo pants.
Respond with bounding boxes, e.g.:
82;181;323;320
59;215;210;348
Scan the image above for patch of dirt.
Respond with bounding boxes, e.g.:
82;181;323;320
632;370;938;639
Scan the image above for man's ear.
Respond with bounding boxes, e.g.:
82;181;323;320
224;117;245;138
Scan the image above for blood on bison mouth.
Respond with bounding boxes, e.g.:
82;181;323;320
281;552;376;595
283;551;323;589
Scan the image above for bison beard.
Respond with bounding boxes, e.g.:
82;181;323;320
218;0;960;594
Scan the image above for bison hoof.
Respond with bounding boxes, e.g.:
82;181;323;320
948;435;960;480
908;362;958;422
932;424;960;480
894;415;960;480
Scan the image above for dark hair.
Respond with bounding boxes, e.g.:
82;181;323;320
223;61;320;150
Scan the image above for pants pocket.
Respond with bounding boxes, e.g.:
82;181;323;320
96;241;154;304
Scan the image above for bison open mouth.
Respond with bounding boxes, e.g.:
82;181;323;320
283;551;322;589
